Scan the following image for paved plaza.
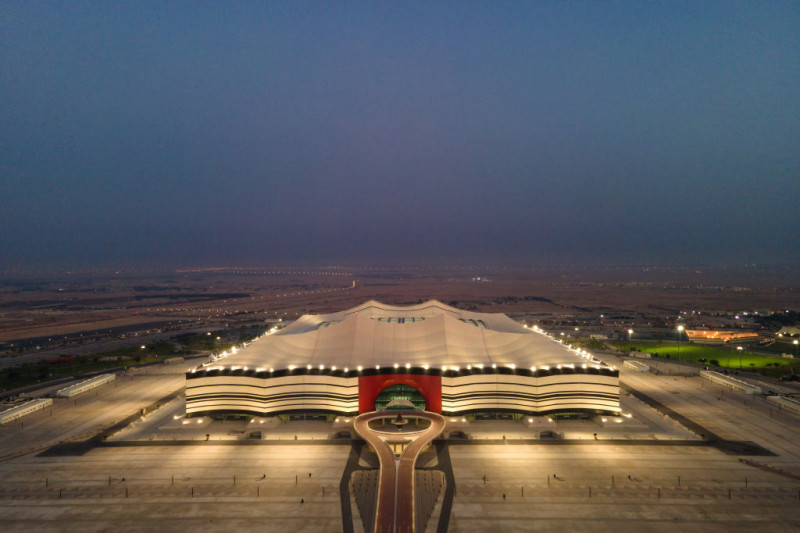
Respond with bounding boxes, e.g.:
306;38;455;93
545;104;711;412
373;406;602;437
1;357;799;531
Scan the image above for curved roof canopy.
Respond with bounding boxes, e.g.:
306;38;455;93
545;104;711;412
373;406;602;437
219;300;593;370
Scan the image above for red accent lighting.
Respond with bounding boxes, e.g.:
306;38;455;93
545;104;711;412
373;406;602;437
358;373;442;414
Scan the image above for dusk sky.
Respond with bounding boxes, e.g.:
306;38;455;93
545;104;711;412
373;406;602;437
2;2;798;269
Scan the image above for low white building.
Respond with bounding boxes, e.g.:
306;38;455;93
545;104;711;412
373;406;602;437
624;360;650;372
55;373;116;398
0;398;53;424
700;370;761;395
767;395;800;415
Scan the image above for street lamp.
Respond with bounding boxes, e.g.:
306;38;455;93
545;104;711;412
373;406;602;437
677;325;684;362
737;346;743;370
794;339;798;358
628;329;634;343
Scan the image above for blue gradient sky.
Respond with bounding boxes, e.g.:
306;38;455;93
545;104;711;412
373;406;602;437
2;2;798;268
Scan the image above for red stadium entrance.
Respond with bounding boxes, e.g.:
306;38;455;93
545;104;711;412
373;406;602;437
358;374;442;414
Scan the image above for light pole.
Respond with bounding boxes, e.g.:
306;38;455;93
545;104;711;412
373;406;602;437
628;329;634;343
737;346;743;370
794;339;798;358
677;325;684;362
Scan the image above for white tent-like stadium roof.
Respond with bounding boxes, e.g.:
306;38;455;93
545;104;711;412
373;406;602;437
215;300;597;371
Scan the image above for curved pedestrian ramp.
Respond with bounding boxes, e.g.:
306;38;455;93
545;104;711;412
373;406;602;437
350;402;447;532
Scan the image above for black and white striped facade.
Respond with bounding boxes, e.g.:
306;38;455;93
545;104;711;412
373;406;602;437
185;366;619;416
186;372;361;415
440;368;619;414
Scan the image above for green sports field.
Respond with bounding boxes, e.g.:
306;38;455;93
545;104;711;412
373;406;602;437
610;341;796;371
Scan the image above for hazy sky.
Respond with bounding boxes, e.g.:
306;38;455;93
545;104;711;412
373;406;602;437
2;2;798;268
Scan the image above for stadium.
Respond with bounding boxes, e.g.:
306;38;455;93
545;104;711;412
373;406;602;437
185;300;619;417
